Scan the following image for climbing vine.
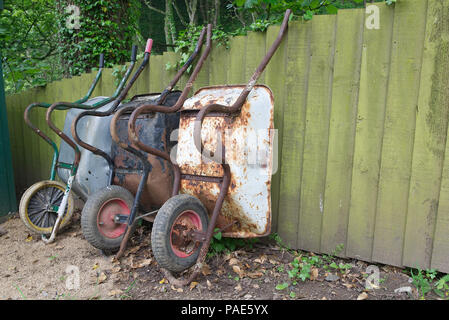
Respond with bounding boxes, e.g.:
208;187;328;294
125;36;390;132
57;0;141;76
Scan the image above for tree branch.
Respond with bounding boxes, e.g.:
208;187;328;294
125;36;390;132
143;0;165;15
172;1;187;26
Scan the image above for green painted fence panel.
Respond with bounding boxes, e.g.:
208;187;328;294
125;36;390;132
404;0;449;269
227;36;247;84
346;2;395;261
320;8;364;256
297;14;337;252
372;0;427;267
276;20;311;248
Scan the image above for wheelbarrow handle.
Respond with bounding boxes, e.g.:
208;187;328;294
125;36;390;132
99;53;105;68
193;9;292;162
131;44;138;62
70;42;152;185
23;50;106;180
145;39;153;54
127;24;212;154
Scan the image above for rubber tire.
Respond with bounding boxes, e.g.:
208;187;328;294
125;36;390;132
81;185;135;251
19;180;74;235
151;194;209;273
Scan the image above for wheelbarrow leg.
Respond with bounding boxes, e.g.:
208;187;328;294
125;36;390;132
115;164;151;259
42;174;74;244
162;163;231;287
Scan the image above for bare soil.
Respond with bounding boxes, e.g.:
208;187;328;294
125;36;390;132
0;206;438;301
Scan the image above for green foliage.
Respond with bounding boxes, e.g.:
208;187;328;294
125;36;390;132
207;228;259;258
1;0;62;93
275;282;289;290
57;0;142;76
280;244;351;285
409;268;449;299
1;0;141;94
167;24;230;73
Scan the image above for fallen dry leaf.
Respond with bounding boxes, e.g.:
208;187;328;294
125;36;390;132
229;258;239;266
254;254;267;264
232;265;245;278
207;280;212;290
216;268;225;276
234;284;242;292
98;272;107;284
201;264;212;276
343;283;355;289
189;282;199;291
92;263;99;270
310;268;319;281
131;258;152;269
171;285;183;293
108;289;123;296
357;292;369;300
247;271;264;279
125;245;141;257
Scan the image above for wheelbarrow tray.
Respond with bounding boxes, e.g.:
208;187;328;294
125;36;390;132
58;92;180;211
177;85;275;238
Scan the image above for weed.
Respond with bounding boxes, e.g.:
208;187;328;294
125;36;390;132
275;282;288;290
409;268;449;299
434;275;449;299
410;268;432;299
14;284;26;300
280;244;353;287
269;233;290;251
119;279;137;300
207;228;258;259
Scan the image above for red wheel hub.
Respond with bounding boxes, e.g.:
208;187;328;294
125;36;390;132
97;198;130;239
170;210;202;258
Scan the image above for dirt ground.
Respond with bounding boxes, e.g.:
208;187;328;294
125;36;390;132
0;206;439;301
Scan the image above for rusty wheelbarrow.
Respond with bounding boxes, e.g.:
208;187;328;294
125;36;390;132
70;26;212;252
18;48;135;238
125;9;291;286
28;42;151;244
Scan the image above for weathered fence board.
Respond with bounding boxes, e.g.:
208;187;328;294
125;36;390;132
277;20;310;247
346;2;394;262
5;1;449;273
264;24;287;234
297;14;337;253
372;0;427;267
404;0;449;270
321;8;364;256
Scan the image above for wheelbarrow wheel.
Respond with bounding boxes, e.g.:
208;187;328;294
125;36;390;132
19;180;74;235
81;185;134;251
152;194;209;273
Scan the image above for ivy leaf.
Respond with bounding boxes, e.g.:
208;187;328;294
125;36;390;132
303;10;314;21
326;5;338;15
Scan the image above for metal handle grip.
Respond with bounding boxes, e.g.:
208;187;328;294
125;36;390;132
99;53;105;68
145;39;153;54
131;45;138;62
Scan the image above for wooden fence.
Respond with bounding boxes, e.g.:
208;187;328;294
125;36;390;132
5;0;449;273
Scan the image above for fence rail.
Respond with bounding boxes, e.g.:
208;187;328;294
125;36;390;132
5;0;449;272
